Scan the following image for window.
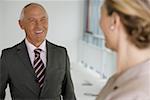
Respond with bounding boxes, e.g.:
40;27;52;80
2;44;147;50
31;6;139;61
83;0;104;48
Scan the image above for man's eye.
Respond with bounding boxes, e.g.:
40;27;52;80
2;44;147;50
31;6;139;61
41;18;48;22
28;18;36;22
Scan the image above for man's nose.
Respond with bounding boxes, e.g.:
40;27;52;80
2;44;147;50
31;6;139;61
35;20;42;26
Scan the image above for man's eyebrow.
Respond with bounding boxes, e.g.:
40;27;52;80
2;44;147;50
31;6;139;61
42;16;48;18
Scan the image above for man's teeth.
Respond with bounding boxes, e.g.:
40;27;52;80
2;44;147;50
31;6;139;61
35;30;43;34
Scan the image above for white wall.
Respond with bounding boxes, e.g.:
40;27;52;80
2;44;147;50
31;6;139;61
0;0;84;63
0;2;2;49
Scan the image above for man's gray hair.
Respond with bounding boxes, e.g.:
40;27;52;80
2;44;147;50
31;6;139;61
19;3;48;20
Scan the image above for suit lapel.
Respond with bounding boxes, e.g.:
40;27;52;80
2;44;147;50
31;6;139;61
45;41;54;79
17;40;36;77
16;40;40;94
41;41;54;94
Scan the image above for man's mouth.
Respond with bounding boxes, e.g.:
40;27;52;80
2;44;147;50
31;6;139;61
35;30;44;34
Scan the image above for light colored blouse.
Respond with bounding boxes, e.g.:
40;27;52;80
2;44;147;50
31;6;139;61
96;59;150;100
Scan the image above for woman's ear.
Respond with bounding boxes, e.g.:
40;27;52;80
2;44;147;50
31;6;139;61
109;12;121;31
108;12;123;50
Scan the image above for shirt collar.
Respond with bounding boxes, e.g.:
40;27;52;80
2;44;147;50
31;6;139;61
25;38;46;53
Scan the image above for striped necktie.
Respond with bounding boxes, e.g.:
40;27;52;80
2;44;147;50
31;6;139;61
33;49;46;88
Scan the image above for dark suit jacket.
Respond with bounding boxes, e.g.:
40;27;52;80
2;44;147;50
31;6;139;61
0;40;76;100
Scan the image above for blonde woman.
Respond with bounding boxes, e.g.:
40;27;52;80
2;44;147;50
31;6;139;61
97;0;150;100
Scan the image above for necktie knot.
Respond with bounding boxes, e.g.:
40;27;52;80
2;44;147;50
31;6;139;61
34;49;42;56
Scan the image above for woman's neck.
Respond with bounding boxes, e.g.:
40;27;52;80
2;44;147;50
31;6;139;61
117;42;150;73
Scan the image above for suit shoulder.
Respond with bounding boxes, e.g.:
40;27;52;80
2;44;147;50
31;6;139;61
1;42;22;55
47;41;67;51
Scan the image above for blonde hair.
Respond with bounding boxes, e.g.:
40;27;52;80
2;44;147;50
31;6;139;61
20;3;48;20
104;0;150;49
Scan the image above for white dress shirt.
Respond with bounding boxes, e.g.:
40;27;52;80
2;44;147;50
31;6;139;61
25;39;46;67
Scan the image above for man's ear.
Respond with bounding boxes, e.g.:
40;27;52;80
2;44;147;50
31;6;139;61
18;20;24;30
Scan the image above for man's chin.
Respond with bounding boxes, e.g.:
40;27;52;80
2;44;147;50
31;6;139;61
36;38;45;43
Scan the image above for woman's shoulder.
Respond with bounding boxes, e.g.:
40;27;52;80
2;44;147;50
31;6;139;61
105;77;150;100
105;60;150;100
106;91;150;100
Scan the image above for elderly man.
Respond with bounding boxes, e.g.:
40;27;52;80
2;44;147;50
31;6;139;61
0;3;76;100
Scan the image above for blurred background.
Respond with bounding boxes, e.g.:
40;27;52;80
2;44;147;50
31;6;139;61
0;0;116;100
